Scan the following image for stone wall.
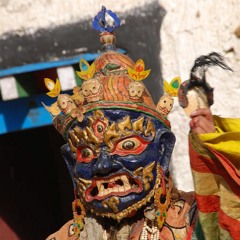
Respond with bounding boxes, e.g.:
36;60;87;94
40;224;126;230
1;0;240;192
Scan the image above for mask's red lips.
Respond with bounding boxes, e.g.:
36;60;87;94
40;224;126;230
85;173;143;202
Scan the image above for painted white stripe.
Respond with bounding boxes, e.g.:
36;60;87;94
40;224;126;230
57;66;76;91
0;76;19;100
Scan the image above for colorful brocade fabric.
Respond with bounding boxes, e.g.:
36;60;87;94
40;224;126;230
189;115;240;240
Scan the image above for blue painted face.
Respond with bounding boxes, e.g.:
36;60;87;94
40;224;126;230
61;108;175;220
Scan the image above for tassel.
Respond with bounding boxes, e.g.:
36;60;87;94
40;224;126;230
72;190;85;238
154;166;170;229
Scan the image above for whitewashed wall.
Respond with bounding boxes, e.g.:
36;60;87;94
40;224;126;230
1;0;239;191
0;0;150;34
161;0;240;191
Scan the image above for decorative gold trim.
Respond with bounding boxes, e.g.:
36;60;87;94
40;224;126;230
145;119;156;138
142;162;155;191
102;196;120;213
117;116;133;134
75;177;92;195
132;116;145;134
133;162;155;191
104;122;121;151
68;110;156;155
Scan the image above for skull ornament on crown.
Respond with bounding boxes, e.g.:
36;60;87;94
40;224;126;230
42;6;192;240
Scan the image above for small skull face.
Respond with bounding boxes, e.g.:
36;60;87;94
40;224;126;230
57;94;76;115
128;81;144;101
156;94;174;116
82;79;103;102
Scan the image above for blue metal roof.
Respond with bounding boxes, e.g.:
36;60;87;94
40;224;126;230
0;49;125;77
0;49;126;134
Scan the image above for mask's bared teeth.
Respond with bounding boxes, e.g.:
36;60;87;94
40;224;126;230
123;184;131;191
98;184;105;197
105;189;110;195
86;174;142;201
120;175;130;188
99;188;108;197
118;186;124;192
96;180;101;189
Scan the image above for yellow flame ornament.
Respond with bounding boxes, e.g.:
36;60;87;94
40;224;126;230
163;77;181;97
76;59;96;80
44;78;61;98
127;59;151;81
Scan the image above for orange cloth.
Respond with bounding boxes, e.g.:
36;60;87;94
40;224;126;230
189;115;240;239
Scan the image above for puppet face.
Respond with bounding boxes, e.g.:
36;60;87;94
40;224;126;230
62;109;175;221
156;95;174;116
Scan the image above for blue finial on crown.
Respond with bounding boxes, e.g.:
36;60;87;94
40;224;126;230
92;6;121;33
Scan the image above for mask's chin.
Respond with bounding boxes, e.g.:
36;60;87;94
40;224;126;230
75;163;162;222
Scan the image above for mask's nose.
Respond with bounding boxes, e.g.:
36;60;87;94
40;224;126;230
92;150;122;177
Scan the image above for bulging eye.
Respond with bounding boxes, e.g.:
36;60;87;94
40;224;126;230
82;148;91;158
76;146;96;163
111;136;149;156
122;140;135;150
97;124;104;133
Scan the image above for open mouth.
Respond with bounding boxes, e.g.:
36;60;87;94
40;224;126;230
159;107;169;115
85;173;142;202
85;91;101;101
129;96;141;100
